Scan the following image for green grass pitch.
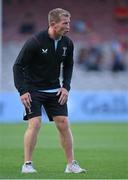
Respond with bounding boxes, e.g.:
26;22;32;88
0;122;128;179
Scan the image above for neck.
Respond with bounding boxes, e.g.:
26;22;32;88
48;27;61;40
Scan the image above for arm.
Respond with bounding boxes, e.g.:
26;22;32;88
57;40;74;105
13;38;37;96
62;40;74;91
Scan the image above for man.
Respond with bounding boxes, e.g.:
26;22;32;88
13;8;86;174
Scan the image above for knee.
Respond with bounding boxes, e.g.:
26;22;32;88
54;116;69;132
28;117;41;130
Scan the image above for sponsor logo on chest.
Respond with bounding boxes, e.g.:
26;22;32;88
41;46;67;56
41;48;48;54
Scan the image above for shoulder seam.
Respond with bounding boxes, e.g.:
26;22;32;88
32;36;41;47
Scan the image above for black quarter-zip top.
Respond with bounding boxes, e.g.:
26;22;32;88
13;30;74;95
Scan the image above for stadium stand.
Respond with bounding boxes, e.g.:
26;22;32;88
3;0;128;42
2;0;128;91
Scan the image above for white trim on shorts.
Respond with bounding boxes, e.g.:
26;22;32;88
38;88;59;93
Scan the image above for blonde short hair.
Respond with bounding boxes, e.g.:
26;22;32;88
48;8;71;26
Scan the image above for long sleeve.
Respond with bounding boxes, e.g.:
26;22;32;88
13;38;37;95
62;40;74;91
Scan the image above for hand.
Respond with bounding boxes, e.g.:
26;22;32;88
20;92;32;109
57;87;68;105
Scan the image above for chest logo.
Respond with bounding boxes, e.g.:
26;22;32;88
62;47;67;56
42;48;48;54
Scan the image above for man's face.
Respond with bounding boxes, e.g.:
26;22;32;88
53;16;70;36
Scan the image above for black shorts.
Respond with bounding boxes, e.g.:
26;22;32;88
23;91;68;121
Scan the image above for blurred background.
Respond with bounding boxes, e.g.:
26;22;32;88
1;0;128;122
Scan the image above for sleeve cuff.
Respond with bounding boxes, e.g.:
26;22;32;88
62;84;70;91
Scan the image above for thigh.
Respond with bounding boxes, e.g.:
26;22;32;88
23;92;42;121
42;92;68;122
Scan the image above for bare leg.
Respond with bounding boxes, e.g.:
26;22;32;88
24;116;41;162
53;116;74;164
